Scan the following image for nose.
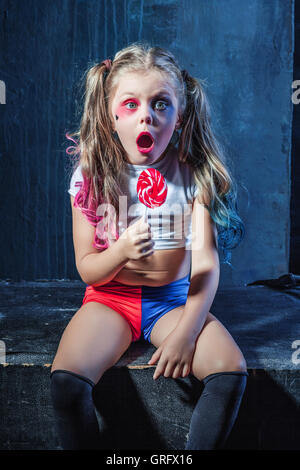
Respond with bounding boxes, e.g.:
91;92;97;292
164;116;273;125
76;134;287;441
140;104;153;125
142;116;152;125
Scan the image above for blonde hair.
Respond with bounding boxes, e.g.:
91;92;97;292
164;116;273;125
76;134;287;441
66;41;244;264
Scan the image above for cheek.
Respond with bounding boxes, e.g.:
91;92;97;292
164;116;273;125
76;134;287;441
164;106;177;123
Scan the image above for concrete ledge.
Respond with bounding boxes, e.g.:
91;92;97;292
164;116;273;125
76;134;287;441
0;364;299;450
0;280;299;450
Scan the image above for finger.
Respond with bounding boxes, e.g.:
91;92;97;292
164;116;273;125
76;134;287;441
153;367;162;380
140;241;154;258
136;218;147;233
137;217;149;228
148;355;157;365
140;239;154;249
172;364;183;379
139;231;152;242
153;359;167;380
143;249;154;258
142;244;155;256
182;364;190;377
164;362;176;378
148;348;161;365
137;216;145;226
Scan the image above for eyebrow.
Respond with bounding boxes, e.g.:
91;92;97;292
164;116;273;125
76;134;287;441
119;90;172;99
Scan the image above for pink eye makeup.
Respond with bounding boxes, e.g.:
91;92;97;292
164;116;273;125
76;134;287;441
116;97;170;119
126;100;168;111
124;99;139;109
115;100;138;118
114;106;125;119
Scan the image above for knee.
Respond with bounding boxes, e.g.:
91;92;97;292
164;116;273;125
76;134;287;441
210;353;247;375
196;353;247;381
50;369;94;409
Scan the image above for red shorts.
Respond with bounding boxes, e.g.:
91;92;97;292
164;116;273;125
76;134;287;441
82;274;190;343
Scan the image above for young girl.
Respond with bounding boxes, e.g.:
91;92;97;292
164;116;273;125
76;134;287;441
50;42;248;450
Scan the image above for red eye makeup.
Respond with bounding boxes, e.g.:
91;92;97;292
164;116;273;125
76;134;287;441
115;99;139;118
116;96;170;119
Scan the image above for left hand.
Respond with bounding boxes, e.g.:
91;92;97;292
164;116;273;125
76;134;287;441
147;329;196;380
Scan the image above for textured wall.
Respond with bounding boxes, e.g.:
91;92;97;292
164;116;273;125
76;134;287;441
0;0;294;287
291;0;300;273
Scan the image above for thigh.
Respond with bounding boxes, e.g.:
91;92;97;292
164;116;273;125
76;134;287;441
51;301;133;384
150;307;247;380
149;304;185;346
190;312;247;380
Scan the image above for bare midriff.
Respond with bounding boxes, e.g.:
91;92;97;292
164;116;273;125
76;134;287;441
113;246;191;286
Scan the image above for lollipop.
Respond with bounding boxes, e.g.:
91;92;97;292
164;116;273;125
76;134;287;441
137;168;168;221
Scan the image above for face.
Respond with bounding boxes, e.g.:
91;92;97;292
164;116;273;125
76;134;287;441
110;70;181;165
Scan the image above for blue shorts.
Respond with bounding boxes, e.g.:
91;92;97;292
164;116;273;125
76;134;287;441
82;274;191;343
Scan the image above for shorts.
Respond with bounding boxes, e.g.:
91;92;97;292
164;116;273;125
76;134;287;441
82;274;191;343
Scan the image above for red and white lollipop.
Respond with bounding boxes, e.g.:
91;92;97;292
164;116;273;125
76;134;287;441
137;168;168;221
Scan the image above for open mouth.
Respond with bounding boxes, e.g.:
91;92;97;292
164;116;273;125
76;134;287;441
137;134;153;148
136;132;154;153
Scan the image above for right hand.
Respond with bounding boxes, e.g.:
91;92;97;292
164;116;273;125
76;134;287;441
118;216;154;261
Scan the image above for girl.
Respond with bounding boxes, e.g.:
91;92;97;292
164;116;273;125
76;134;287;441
50;42;248;450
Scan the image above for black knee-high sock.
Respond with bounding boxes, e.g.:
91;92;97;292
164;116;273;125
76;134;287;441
185;371;248;450
50;369;101;450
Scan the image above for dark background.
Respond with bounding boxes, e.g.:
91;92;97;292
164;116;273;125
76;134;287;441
291;0;300;274
0;0;297;288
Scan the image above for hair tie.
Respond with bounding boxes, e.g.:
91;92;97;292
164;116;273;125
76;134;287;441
101;59;112;71
181;69;189;81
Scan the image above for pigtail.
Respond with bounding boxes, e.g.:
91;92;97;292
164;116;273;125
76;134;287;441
66;62;122;249
80;64;113;177
179;71;245;265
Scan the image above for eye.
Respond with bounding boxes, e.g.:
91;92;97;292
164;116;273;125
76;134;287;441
124;98;169;111
155;100;168;111
125;101;137;109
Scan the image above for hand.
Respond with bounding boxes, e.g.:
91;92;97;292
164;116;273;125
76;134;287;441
147;329;196;380
118;216;154;261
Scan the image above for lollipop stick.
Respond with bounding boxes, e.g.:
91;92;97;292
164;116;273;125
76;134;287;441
144;205;148;223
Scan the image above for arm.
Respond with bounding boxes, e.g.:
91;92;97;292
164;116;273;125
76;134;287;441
175;196;220;340
79;244;129;286
148;195;220;379
70;195;154;286
70;195;129;286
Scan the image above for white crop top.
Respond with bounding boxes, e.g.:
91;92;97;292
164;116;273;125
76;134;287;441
68;147;200;250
